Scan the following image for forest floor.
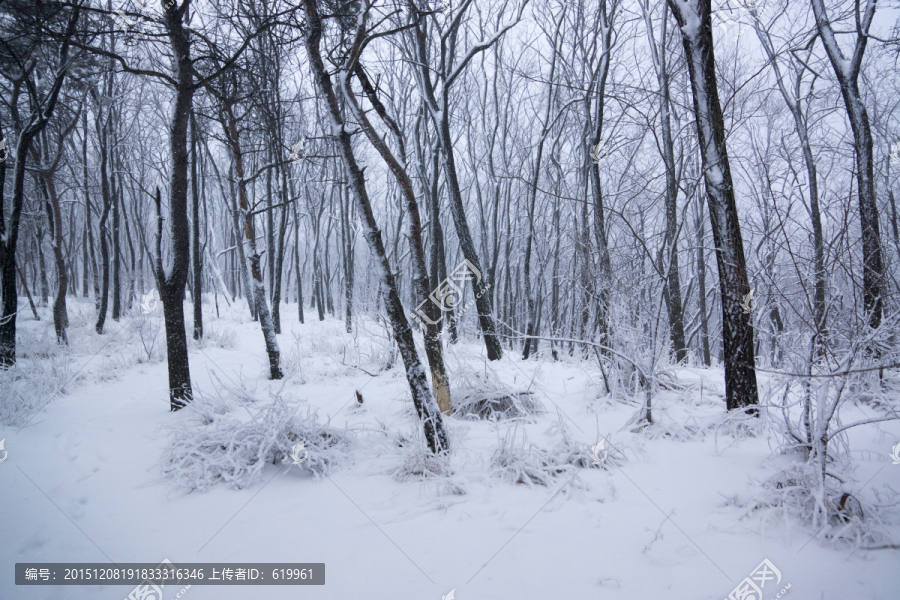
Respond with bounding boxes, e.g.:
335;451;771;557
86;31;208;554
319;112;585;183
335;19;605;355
1;297;899;599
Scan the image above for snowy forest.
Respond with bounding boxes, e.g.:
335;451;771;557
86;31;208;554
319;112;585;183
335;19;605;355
2;0;900;598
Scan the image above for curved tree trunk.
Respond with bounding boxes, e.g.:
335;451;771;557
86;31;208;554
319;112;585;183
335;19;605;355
303;0;448;451
346;62;452;415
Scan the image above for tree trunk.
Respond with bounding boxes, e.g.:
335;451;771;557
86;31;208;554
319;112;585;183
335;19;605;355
157;3;196;410
695;198;711;367
190;111;203;339
36;148;68;343
217;98;282;379
304;0;448;452
810;0;883;332
667;0;758;411
111;134;121;322
345;61;452;415
95;109;112;335
654;14;687;362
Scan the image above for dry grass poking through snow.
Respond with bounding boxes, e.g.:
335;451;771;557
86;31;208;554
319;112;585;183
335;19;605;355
161;379;352;491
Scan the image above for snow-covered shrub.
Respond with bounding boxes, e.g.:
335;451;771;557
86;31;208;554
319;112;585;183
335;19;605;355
393;437;454;480
0;354;75;426
546;417;624;471
451;369;543;421
161;383;351;491
746;462;897;549
490;428;575;487
197;322;238;350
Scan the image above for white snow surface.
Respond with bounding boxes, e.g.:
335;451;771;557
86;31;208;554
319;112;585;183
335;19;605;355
2;298;899;599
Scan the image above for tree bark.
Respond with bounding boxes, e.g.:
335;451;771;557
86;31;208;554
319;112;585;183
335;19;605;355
346;60;452;415
190;110;203;339
303;0;448;451
667;0;758;411
810;0;883;331
157;0;197;409
215;95;282;379
95;105;112;335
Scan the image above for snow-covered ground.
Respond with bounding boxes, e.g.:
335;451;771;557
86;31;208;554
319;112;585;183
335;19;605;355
2;298;899;599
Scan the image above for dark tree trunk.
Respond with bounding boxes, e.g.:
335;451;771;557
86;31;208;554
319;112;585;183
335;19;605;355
34;230;49;307
190;111;203;339
695;199;711;367
304;0;448;452
111;134;121;322
656;15;687;362
0;9;78;366
82;111;100;307
293;201;305;324
120;172;137;312
216;96;282;380
271;161;290;335
667;0;758;411
339;171;353;333
346;61;452;415
810;0;883;332
36;147;68;344
157;1;197;410
95;109;111;335
16;262;40;320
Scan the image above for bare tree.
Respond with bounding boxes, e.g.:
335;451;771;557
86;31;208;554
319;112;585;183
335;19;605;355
406;0;529;361
666;0;759;411
302;0;448;452
809;0;884;333
0;3;79;366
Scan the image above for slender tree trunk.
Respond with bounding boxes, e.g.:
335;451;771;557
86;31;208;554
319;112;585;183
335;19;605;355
293;200;305;324
190;111;203;339
667;0;758;411
217;98;282;379
523;15;563;360
157;2;196;410
272;161;290;334
695;199;711;367
655;14;687;362
95;110;111;335
111;132;121;321
304;0;448;452
810;0;883;332
36;151;68;343
227;165;255;319
345;61;453;415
